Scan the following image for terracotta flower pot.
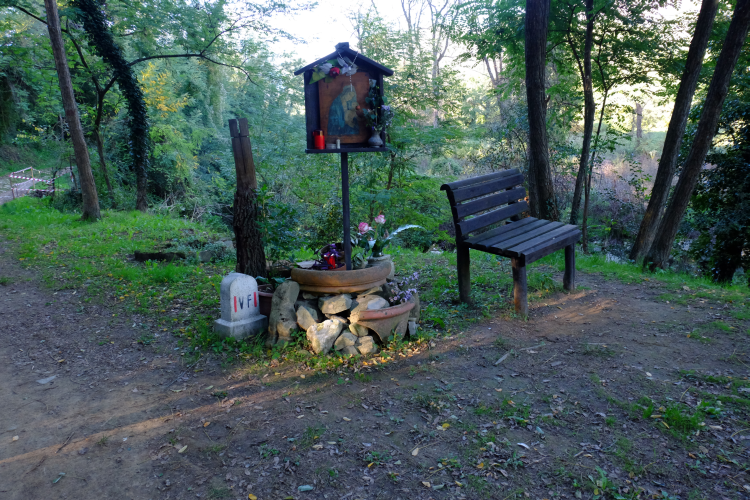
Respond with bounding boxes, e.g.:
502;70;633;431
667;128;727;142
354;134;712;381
290;265;390;294
356;301;415;343
258;291;273;317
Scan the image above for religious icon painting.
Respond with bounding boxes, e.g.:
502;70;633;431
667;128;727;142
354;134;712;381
318;72;371;144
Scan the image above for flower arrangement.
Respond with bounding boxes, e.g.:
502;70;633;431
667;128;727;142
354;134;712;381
309;56;358;85
362;80;394;133
312;243;344;270
355;214;421;258
389;272;419;304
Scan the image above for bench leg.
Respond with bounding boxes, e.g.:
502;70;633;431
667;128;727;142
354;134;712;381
563;244;576;291
511;257;528;317
457;243;471;303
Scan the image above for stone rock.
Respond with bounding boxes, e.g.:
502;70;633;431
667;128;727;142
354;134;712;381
349;323;369;337
268;280;300;344
318;294;352;314
214;273;268;340
296;306;319;332
199;250;214;263
407;319;418;336
340;345;359;356
407;292;420;322
295;298;318;310
334;331;357;350
306;320;345;354
357;286;382;297
355;336;379;355
326;314;349;326
303;292;324;300
348;295;389;324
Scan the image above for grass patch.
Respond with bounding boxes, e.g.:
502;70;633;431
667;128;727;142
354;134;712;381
300;425;325;449
612;436;644;475
582;343;615;357
0;276;12;286
3;197;748;367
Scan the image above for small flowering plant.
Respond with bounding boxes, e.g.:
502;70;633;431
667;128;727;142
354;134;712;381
355;213;421;258
389;272;419;304
363;80;393;133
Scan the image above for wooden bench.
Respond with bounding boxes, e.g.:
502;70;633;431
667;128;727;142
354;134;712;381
441;169;581;316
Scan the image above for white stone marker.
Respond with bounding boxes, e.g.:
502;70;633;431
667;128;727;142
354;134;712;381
214;272;268;339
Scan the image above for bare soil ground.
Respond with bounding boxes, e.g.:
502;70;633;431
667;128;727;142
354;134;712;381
1;237;749;500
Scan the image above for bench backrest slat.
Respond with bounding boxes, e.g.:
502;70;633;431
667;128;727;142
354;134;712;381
440;169;519;191
441;168;527;241
457;201;529;237
450;173;524;203
455;186;526;219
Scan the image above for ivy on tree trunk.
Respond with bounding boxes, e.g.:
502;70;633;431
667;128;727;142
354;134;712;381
74;0;150;211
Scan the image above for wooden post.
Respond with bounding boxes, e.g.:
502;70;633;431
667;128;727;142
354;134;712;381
457;243;471;303
563;244;576;291
229;118;266;278
341;152;352;270
511;257;528;317
9;173;15;200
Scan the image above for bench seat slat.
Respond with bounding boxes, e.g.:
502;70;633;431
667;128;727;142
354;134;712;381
489;221;564;251
464;217;538;247
457;201;529;238
524;231;582;264
451;173;524;203
501;224;579;257
455;186;526;219
469;219;551;251
440;168;520;192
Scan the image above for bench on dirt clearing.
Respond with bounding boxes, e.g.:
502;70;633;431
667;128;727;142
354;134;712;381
440;169;581;316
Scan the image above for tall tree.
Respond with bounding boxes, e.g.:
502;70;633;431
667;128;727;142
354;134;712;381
74;0;151;211
525;0;558;220
646;0;750;271
43;0;100;220
629;0;719;262
567;0;595;225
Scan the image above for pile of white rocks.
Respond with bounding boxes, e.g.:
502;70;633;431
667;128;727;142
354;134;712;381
267;280;416;355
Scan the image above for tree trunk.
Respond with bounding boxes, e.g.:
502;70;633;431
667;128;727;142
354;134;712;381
569;0;595;225
93;94;114;201
230;119;266;278
525;0;558;221
635;102;643;140
629;0;719;262
43;0;100;221
646;0;750;271
581;89;608;252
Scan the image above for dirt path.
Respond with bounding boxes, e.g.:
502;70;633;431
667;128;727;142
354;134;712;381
0;174;18;205
1;237;748;500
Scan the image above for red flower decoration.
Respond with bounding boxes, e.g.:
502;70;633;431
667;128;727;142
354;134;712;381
329;67;340;77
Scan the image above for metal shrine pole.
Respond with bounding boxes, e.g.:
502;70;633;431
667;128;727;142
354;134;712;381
341;152;352;270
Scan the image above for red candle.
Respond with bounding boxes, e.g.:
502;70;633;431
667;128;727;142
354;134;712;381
313;130;325;149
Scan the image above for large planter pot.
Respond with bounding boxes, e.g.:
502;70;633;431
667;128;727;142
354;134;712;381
356;301;415;343
367;254;395;280
291;265;390;294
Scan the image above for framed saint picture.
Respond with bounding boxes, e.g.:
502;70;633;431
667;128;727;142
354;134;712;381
318;72;371;144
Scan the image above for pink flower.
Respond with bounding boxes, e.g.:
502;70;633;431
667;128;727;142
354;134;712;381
374;214;386;225
358;222;372;234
